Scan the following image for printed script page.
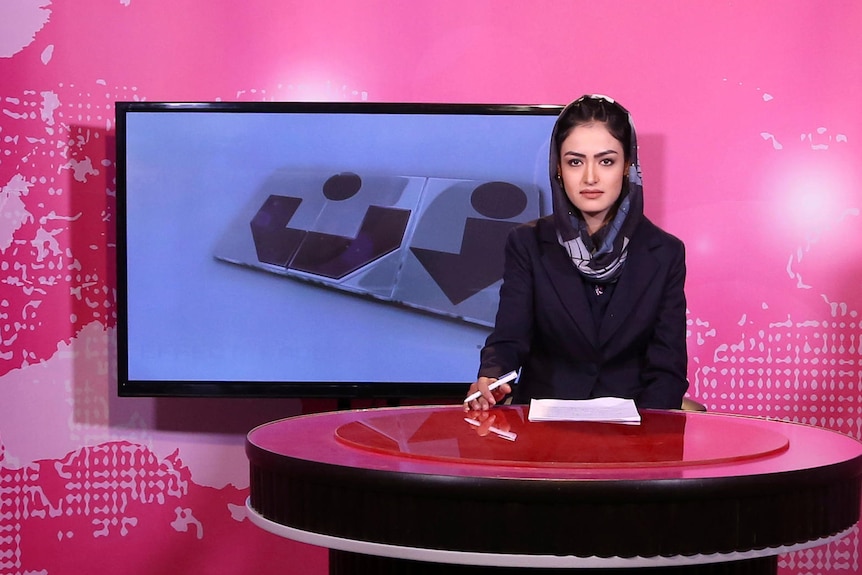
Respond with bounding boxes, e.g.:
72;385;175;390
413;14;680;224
528;397;641;423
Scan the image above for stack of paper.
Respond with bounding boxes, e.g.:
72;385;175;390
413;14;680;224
528;397;641;424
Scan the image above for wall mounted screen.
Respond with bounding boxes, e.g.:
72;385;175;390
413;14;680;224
116;101;561;398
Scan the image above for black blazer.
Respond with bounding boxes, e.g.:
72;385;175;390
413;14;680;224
479;215;688;409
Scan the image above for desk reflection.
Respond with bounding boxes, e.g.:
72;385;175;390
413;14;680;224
336;406;689;468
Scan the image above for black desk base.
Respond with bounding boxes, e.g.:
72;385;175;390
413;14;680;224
330;550;777;575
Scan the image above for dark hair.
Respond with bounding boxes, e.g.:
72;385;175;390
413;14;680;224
553;96;632;162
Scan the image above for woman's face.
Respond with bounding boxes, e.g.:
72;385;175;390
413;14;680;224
557;121;626;233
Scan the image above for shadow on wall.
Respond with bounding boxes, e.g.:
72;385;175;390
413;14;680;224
151;396;306;434
635;133;668;226
67;123;119;431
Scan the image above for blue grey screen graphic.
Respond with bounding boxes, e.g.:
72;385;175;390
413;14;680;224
122;106;557;387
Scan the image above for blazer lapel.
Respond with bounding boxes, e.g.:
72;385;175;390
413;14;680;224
598;232;659;346
538;225;599;345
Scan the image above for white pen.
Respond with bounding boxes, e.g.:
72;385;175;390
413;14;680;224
463;370;519;405
463;417;517;441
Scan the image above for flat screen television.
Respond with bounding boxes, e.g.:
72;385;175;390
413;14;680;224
115;101;562;398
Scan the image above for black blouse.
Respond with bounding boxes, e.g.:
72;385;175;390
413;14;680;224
584;280;617;329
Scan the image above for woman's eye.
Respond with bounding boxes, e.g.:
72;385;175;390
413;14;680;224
600;158;614;166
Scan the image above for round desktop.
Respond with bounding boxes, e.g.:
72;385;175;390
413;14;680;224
246;405;862;574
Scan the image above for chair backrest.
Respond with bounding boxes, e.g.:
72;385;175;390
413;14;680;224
681;397;707;412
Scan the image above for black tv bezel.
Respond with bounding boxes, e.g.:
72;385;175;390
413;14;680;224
115;100;562;399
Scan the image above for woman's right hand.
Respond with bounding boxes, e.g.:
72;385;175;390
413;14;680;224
463;376;512;412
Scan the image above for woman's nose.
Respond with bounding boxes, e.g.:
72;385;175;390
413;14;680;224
583;162;598;184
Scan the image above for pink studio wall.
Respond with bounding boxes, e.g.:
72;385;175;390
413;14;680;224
1;1;860;574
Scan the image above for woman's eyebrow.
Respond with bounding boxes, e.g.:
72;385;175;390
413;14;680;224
562;149;619;158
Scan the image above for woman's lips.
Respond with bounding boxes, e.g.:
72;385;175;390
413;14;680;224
580;189;603;199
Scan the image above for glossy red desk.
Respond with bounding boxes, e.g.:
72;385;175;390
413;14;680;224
246;406;862;574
